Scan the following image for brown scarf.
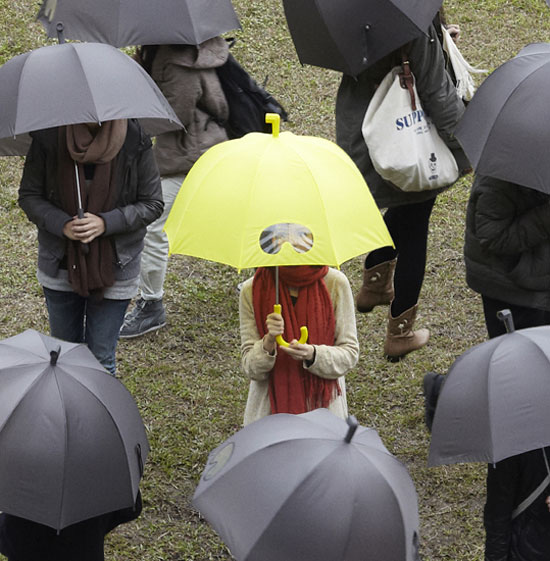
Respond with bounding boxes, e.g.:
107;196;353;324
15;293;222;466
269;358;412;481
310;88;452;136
58;120;127;298
252;266;339;415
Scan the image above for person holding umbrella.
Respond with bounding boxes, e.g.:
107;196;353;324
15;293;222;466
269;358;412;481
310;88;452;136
0;329;149;561
335;7;469;361
463;176;550;337
18;118;163;374
425;322;550;561
239;263;359;426
119;37;230;338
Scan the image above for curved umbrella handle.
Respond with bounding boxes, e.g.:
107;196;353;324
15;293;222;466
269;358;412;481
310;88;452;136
273;304;308;347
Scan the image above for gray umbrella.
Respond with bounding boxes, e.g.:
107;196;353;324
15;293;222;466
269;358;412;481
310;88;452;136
0;41;182;156
428;324;550;467
0;329;149;531
37;0;240;47
282;0;443;76
455;43;550;194
193;409;420;561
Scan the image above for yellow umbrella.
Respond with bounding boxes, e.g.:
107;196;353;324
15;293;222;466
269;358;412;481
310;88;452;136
165;114;393;345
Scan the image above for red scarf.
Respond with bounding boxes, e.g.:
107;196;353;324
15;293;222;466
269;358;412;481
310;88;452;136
252;265;339;414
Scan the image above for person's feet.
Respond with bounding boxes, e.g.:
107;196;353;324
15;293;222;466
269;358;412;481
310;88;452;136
423;372;444;432
119;298;166;339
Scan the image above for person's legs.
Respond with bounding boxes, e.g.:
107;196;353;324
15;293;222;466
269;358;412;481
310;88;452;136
85;297;131;375
43;288;86;343
482;295;550;338
386;198;436;316
139;175;184;301
381;198;436;360
120;174;185;338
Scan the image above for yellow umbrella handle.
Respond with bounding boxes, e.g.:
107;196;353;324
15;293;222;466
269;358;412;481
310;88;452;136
273;304;308;347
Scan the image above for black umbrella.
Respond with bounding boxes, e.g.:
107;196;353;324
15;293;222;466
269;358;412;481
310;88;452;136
194;409;421;561
455;43;550;194
281;0;443;76
428;319;550;466
0;42;182;156
0;330;149;531
37;0;240;47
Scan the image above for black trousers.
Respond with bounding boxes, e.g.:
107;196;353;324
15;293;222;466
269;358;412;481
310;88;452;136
365;197;436;316
481;295;550;338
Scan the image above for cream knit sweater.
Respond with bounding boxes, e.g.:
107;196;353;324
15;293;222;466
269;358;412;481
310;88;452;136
239;268;360;426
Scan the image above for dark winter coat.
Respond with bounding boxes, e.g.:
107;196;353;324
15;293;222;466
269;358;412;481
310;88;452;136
335;22;469;208
0;492;142;561
485;448;550;561
464;175;550;311
18;119;163;281
150;37;229;176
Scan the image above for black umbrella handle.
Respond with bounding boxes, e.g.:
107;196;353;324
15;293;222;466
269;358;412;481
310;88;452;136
496;309;515;333
56;22;65;44
345;415;358;443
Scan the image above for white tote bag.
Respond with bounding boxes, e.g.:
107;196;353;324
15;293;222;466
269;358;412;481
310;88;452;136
362;66;459;192
441;26;486;101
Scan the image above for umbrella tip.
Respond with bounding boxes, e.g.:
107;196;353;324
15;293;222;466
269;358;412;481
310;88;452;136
265;113;280;138
50;346;61;366
344;415;359;443
496;309;515;333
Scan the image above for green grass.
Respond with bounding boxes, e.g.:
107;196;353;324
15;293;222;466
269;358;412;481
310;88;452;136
1;0;550;559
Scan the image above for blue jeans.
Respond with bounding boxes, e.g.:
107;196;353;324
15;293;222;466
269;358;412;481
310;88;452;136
43;288;130;375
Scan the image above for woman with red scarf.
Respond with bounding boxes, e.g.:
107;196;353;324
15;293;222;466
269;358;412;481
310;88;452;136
239;265;359;425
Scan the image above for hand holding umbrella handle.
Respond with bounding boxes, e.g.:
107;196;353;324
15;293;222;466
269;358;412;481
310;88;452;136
273;304;308;347
77;207;89;255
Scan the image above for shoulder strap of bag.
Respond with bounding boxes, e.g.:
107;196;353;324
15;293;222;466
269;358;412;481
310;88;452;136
398;50;416;111
512;448;550;519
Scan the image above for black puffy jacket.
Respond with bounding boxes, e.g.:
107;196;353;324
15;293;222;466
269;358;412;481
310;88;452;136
464;175;550;311
484;448;550;561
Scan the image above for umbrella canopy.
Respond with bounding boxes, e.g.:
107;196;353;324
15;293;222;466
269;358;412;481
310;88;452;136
281;0;442;76
37;0;240;47
428;325;550;466
455;43;550;194
164;114;393;270
193;409;420;561
0;42;182;156
0;329;149;531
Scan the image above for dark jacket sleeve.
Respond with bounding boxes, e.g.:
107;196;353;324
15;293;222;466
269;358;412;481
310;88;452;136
410;25;465;153
100;139;163;236
484;458;520;561
472;176;550;255
18;138;72;238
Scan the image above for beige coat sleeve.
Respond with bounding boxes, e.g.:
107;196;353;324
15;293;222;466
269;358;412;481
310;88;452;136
239;277;276;381
305;268;360;379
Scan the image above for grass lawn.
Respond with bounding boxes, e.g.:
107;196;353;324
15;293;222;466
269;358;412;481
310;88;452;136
1;1;550;559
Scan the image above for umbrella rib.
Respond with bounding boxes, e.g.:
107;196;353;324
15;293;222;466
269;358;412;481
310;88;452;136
51;367;70;531
71;45;101;124
181;0;198;45
237;140;273;270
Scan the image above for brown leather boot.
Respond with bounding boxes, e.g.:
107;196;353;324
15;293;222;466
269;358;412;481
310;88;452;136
383;304;429;362
356;259;397;313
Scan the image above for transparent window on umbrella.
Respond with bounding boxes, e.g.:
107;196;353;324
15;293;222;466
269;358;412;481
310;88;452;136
259;223;314;254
